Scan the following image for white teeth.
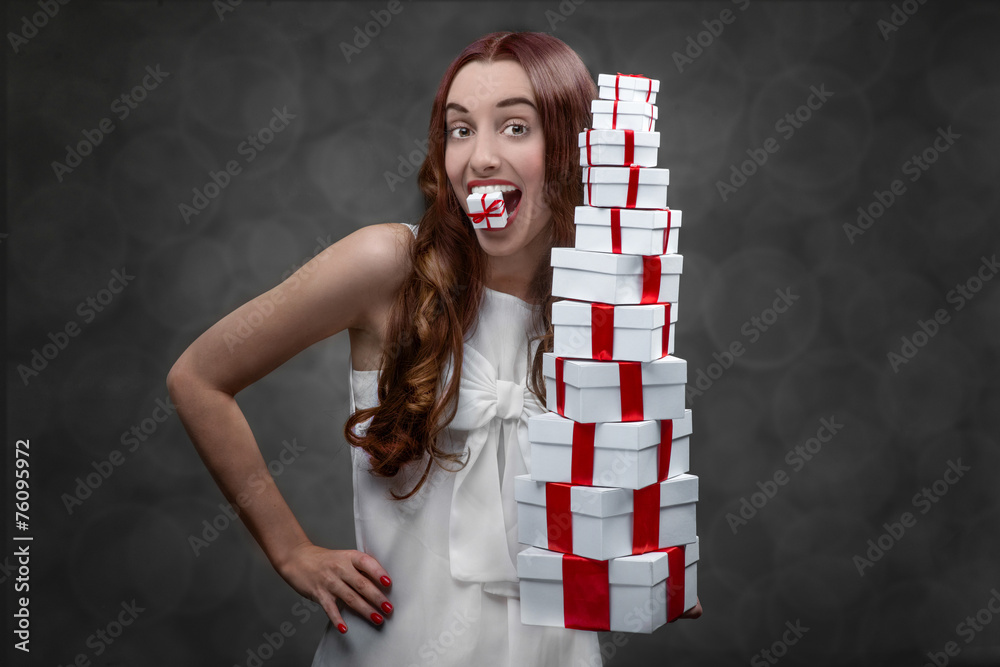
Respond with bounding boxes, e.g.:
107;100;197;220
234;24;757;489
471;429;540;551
470;184;518;194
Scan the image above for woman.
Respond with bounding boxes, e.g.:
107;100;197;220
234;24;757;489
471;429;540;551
169;31;685;666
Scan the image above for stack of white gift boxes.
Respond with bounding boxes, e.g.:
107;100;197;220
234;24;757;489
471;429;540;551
517;73;698;634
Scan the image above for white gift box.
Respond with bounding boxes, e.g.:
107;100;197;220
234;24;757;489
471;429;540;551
591;99;658;131
583;166;668;209
528;410;692;489
551;248;682;305
574;206;682;256
516;473;698;561
597;73;660;104
466;192;508;229
543;353;686;423
552;299;678;362
518;538;698;633
579;129;659;167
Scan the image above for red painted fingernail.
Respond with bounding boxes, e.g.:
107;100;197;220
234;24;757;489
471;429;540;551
381;601;393;614
337;623;348;634
380;576;392;587
370;612;384;625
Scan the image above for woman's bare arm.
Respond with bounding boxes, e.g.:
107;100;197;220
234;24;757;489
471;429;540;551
166;222;414;630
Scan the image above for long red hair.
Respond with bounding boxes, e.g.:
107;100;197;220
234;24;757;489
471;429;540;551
344;32;596;498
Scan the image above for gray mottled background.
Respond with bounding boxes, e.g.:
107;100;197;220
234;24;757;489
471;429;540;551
5;1;1000;665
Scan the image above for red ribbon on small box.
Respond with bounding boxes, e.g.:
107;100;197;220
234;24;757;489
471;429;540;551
589;301;671;361
561;544;687;630
662;209;673;253
469;194;506;228
610;100;655;131
570;422;596;485
585;165;641;208
626;165;640;208
632;481;660;554
584;129;634;166
608;208;672;255
615;72;654;103
640;255;660;304
658;418;674;482
545;479;667;556
555;357;645;421
545;482;574;553
568;417;675;487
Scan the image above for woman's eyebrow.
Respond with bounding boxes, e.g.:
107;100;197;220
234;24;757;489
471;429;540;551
445;97;537;114
496;96;536;110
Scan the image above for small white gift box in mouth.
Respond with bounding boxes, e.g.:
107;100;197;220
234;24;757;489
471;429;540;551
466;182;522;230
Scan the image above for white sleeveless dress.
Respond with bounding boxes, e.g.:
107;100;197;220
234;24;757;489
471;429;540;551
311;225;600;667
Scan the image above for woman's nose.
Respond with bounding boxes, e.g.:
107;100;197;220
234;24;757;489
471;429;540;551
470;132;500;174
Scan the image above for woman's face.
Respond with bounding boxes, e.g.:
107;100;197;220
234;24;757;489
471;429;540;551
444;60;551;260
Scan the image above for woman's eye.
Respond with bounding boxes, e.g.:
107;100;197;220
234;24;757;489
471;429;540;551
448;126;471;139
504;123;528;137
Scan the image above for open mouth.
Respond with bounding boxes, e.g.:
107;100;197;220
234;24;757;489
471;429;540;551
501;189;522;220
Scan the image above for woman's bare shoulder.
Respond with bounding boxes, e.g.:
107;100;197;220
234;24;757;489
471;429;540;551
307;222;416;332
320;222;414;294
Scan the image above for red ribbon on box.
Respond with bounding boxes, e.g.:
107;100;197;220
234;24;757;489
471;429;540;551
562;554;610;631
591;301;669;360
614;72;654;103
586;166;642;208
662;209;672;254
591;303;615;361
611;99;654;131
664;545;686;622
555;357;566;416
640;255;661;304
546;482;574;553
658;416;674;482
610;209;622;253
626;165;640;208
584;129;634;166
561;544;687;630
470;194;506;228
609;208;672;255
570;422;596;485
554;357;644;421
660;302;671;357
632;481;660;554
619;361;644;421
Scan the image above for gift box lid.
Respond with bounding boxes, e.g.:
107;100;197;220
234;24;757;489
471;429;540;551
578;129;660;149
597;73;661;96
543;353;687;387
591;99;658;118
518;537;698;585
583;166;669;186
552;300;677;329
468;191;505;211
551;248;683;277
574;206;682;229
528;409;693;451
515;473;698;518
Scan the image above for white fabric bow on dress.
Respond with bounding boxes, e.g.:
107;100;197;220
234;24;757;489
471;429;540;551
444;344;543;597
